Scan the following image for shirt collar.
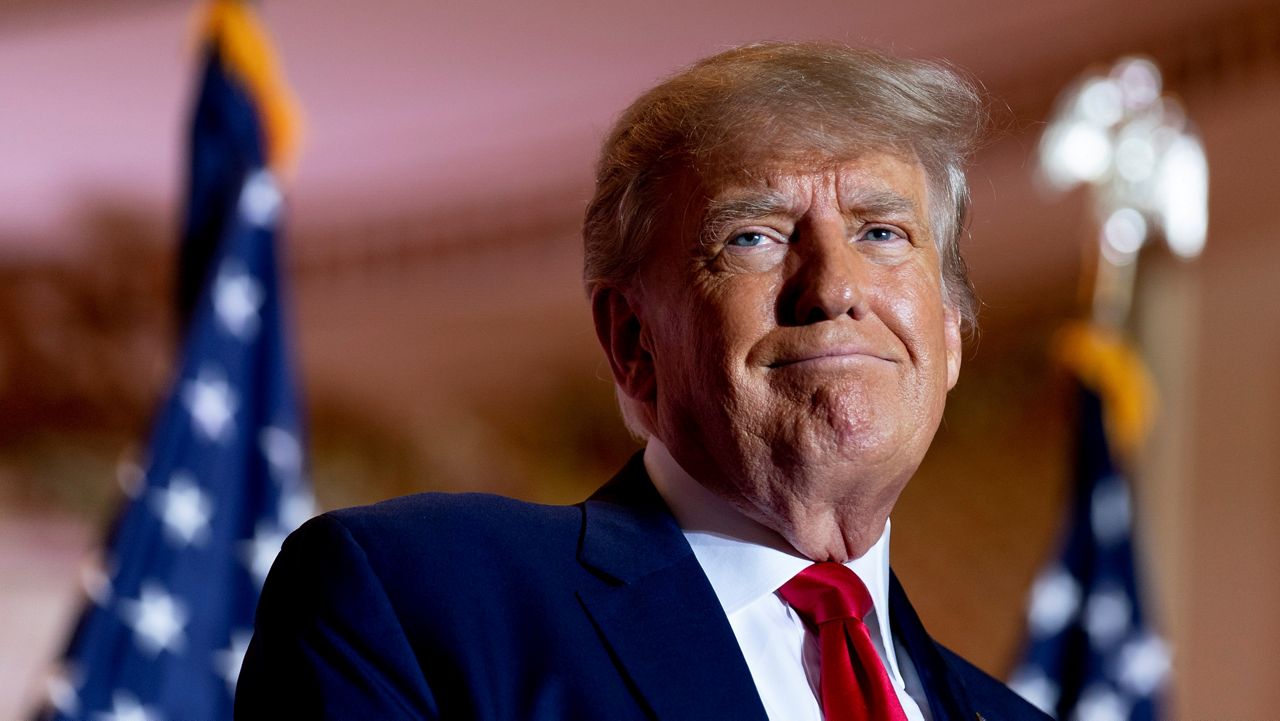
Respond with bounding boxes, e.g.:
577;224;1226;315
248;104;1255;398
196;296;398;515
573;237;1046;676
644;438;901;675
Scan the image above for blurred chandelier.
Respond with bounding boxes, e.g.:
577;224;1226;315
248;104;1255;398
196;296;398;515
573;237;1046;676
1039;57;1209;263
1038;56;1208;325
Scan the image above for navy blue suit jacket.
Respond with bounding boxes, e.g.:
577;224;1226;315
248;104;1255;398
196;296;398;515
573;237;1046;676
236;454;1048;720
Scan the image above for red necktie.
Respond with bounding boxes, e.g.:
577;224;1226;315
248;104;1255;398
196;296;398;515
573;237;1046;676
778;563;908;721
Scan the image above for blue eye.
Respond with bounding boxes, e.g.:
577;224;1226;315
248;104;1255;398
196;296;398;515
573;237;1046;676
863;227;903;242
728;232;771;247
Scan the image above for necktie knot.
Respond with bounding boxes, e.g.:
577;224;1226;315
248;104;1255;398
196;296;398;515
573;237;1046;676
779;562;874;626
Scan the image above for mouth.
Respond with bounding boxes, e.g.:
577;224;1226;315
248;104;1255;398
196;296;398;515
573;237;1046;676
767;346;896;369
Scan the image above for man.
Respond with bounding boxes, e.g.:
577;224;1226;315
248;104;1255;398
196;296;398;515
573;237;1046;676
237;43;1048;720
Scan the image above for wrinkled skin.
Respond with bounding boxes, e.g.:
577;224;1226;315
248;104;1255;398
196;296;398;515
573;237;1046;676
593;152;961;562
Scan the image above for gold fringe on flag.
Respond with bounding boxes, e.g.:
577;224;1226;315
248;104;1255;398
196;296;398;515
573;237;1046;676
1054;322;1157;458
196;0;303;177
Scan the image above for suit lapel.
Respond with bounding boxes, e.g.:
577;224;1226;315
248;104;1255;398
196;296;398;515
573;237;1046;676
889;571;977;721
576;455;769;721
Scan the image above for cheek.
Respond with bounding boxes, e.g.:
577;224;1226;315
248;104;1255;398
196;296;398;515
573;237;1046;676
679;279;781;421
652;290;743;395
883;296;928;354
882;274;947;358
699;275;778;355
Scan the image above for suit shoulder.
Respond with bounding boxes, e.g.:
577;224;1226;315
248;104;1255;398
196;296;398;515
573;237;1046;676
290;491;585;578
275;492;589;625
937;646;1053;721
325;491;582;541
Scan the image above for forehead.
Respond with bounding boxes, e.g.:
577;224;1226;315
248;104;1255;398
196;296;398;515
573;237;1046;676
693;151;932;221
721;152;923;194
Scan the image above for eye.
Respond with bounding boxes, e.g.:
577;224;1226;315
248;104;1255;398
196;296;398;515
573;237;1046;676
714;228;789;271
860;226;906;243
726;231;777;248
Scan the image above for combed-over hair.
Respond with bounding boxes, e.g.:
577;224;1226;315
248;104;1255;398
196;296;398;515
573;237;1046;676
583;41;986;329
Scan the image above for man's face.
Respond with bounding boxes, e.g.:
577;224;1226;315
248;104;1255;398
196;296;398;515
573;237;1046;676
625;151;961;542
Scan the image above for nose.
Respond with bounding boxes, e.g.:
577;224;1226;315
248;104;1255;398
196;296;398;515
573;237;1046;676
781;225;868;326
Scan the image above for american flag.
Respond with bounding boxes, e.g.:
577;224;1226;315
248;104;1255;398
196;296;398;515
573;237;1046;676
35;3;310;719
1009;367;1171;720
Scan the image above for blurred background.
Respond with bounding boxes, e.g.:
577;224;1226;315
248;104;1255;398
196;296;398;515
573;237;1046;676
1;0;1277;717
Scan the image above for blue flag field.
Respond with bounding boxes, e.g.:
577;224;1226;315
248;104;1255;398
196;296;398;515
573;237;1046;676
36;2;309;719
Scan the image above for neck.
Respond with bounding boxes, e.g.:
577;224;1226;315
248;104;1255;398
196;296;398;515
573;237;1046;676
736;496;892;563
644;437;894;563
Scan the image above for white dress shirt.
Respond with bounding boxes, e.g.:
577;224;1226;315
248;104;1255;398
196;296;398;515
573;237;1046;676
644;439;931;721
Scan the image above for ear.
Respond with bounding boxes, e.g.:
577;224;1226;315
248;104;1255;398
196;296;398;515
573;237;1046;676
591;286;656;403
943;303;962;390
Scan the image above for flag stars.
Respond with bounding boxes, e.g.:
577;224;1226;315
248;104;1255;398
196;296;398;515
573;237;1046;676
260;425;302;482
1072;685;1128;721
1084;585;1132;648
94;690;162;721
56;26;310;719
182;366;238;442
1117;633;1171;695
214;630;253;696
214;261;264;340
241;522;288;587
1091;475;1132;545
119;584;189;657
1008;669;1059;716
1027;566;1081;637
279;489;316;530
150;472;213;547
239;169;283;228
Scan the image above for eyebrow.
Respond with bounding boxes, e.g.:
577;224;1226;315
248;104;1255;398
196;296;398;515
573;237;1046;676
845;190;920;218
703;190;801;237
701;187;921;243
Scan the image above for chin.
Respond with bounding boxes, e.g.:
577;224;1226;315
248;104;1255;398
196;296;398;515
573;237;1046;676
767;423;899;478
779;415;931;490
815;391;900;452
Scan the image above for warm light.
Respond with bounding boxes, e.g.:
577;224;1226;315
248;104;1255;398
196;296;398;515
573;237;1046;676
1115;134;1156;183
1038;56;1208;263
1078;77;1124;126
1101;208;1147;266
1113;57;1162;110
1041;122;1113;187
1156;134;1209;258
